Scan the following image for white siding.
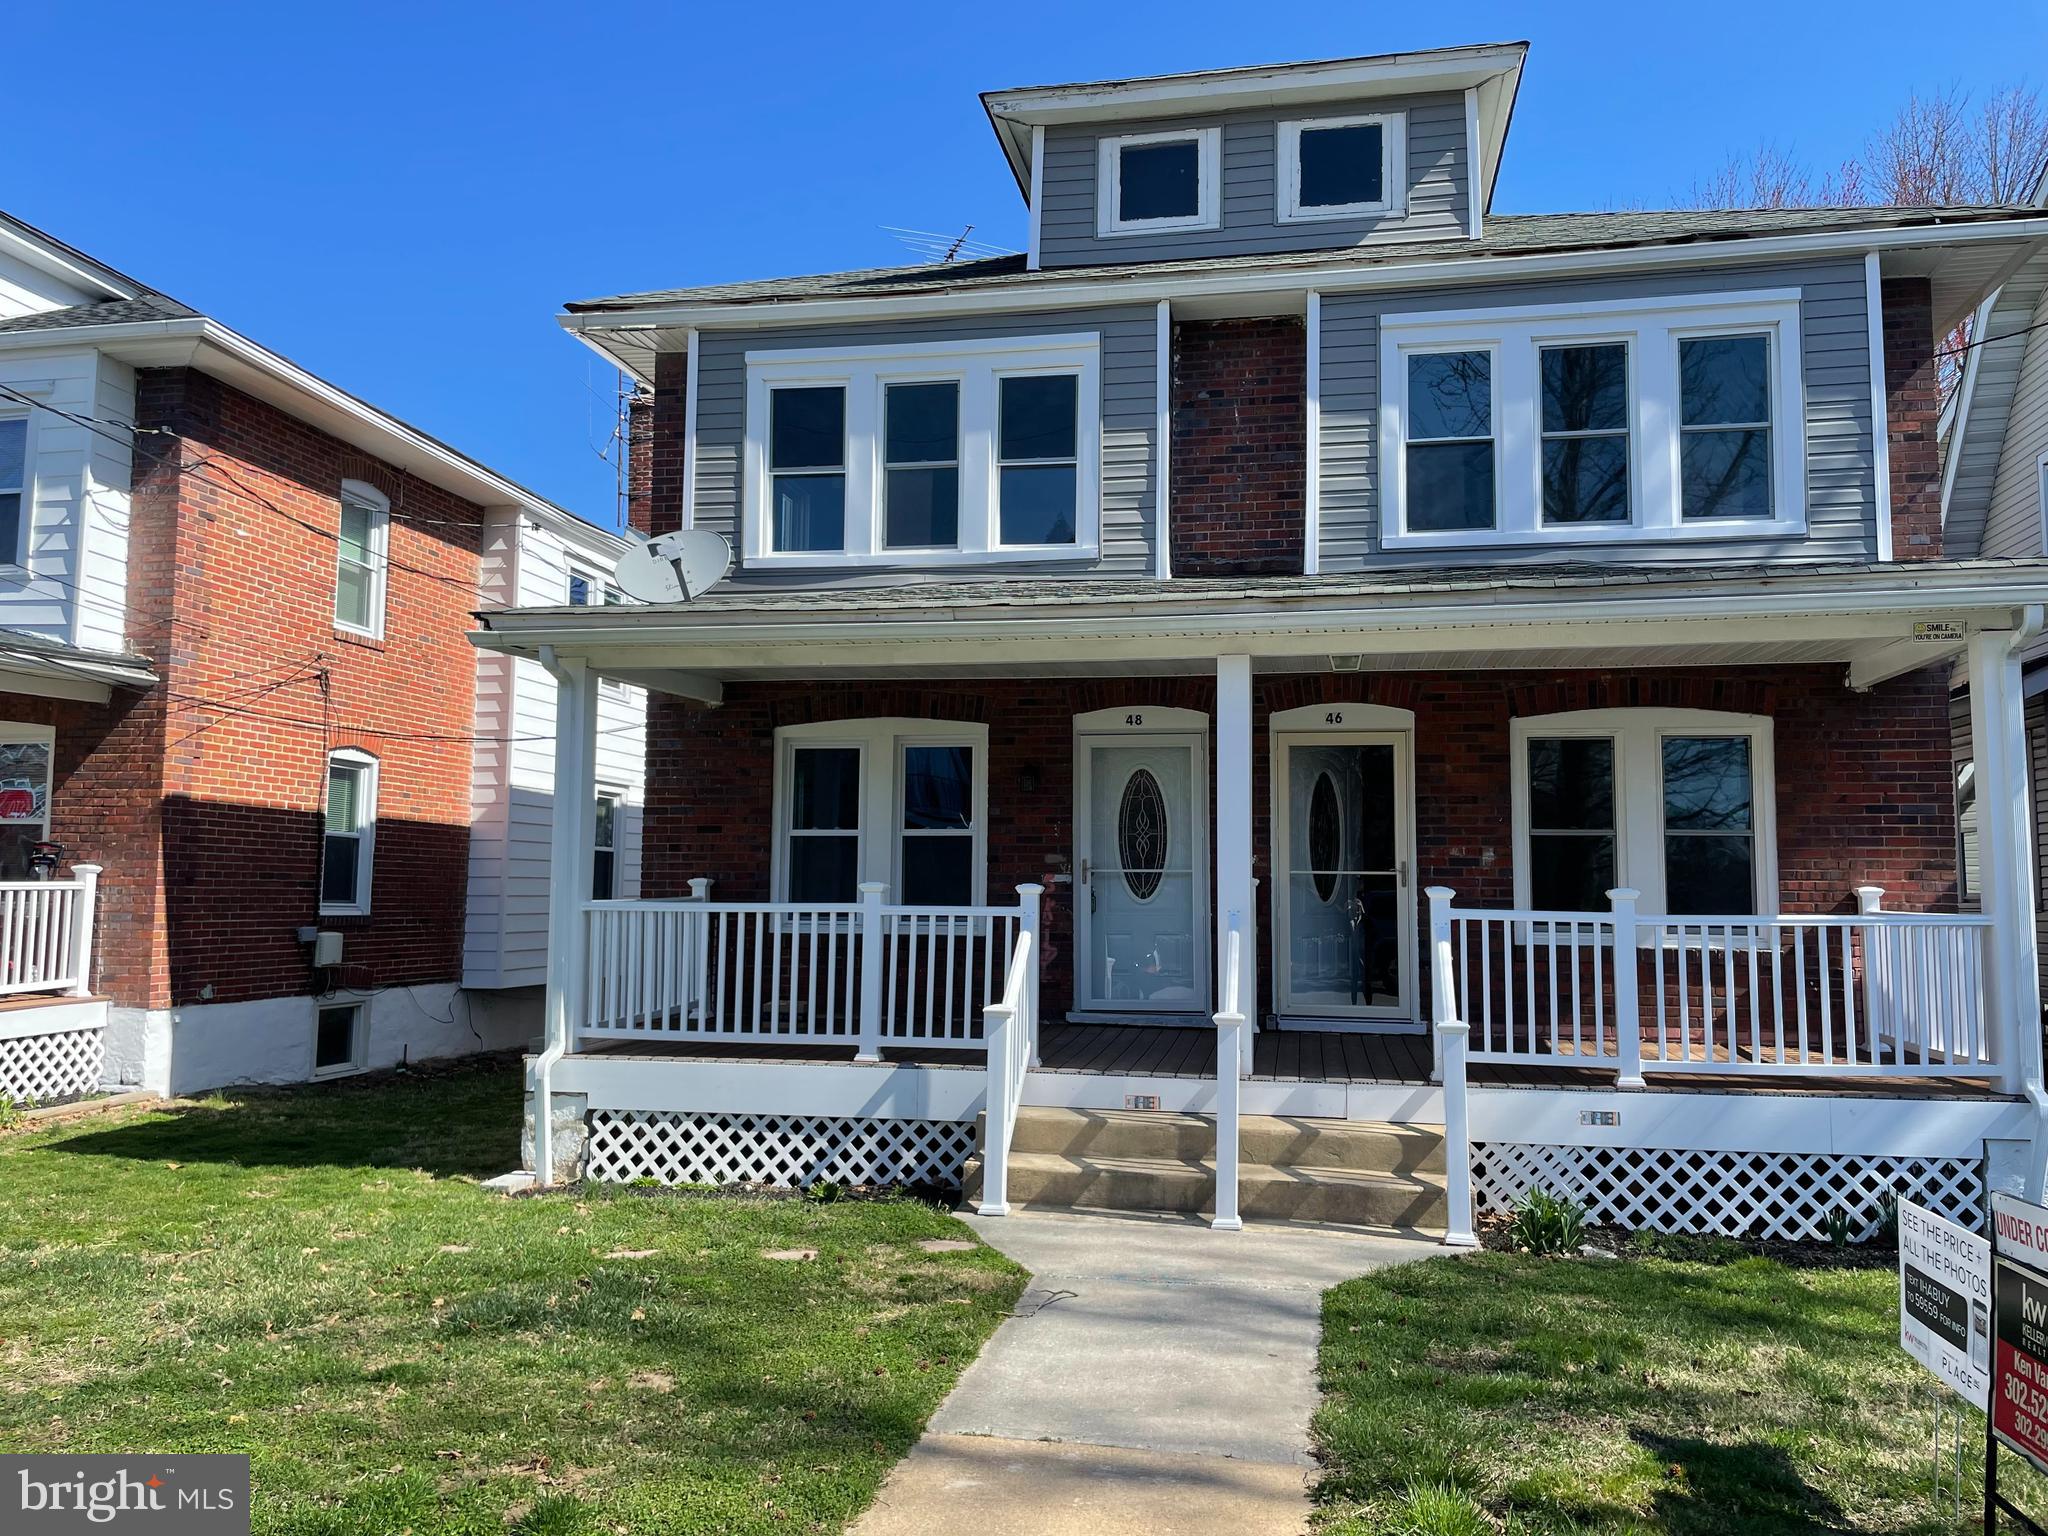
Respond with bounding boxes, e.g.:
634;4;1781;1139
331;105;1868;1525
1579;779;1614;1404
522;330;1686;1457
1979;286;2048;559
463;512;647;990
0;249;93;320
0;346;134;650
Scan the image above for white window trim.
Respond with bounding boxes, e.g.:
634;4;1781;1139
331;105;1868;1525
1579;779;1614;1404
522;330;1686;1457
320;747;379;917
0;412;31;569
770;718;989;907
744;334;1101;570
593;785;626;901
1379;291;1807;549
334;480;390;639
1096;127;1222;238
2036;449;2048;556
1509;707;1778;920
1277;112;1406;223
311;999;369;1079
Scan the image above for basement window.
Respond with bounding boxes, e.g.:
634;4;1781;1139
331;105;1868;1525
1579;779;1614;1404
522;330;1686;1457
314;1002;366;1077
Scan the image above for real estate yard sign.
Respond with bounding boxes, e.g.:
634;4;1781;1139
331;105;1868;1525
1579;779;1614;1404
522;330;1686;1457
1899;1195;1991;1409
1992;1194;2048;1478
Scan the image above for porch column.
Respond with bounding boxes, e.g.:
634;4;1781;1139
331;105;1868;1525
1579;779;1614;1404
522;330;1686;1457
542;656;600;1062
1966;629;2043;1106
1215;655;1257;1026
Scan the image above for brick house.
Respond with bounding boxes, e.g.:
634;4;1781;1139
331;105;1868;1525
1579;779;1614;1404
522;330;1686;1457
0;210;643;1097
485;42;2048;1241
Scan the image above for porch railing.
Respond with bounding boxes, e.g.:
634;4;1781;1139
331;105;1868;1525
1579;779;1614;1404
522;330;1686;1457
0;865;100;999
1432;886;1997;1082
975;922;1038;1216
579;880;1044;1061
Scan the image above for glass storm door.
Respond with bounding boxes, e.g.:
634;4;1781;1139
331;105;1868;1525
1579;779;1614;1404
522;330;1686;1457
1278;737;1412;1020
1077;736;1209;1014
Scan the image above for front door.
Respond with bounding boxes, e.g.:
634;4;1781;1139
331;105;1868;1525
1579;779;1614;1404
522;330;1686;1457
1074;710;1210;1016
1274;725;1415;1023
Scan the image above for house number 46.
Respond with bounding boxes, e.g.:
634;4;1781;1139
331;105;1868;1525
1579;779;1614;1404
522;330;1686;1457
1325;711;1345;725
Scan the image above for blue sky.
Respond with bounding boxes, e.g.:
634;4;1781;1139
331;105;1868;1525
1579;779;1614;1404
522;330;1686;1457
9;0;2045;528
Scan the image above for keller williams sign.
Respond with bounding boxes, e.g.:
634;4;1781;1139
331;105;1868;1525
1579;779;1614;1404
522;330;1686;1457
1991;1194;2048;1478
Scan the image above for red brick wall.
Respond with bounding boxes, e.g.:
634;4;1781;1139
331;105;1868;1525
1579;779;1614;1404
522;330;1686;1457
642;663;1957;1019
643;350;688;538
627;387;654;536
125;367;484;1007
1170;318;1306;576
1883;276;1943;560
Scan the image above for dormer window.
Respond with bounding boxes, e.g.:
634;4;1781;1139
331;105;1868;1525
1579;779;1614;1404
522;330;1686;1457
1097;128;1220;237
1279;114;1404;222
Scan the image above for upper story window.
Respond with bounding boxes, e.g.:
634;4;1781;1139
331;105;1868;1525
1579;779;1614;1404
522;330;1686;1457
567;565;623;606
1278;113;1404;223
1096;128;1220;237
320;748;378;915
0;417;26;564
1381;292;1806;550
1512;708;1775;918
334;481;390;638
746;335;1100;569
773;719;987;907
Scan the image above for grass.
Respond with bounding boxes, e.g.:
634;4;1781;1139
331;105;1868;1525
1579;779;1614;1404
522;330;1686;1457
1313;1244;2036;1535
0;1057;1026;1534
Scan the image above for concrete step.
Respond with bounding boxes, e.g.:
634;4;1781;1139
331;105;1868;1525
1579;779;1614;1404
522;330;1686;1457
995;1106;1444;1175
964;1149;1447;1231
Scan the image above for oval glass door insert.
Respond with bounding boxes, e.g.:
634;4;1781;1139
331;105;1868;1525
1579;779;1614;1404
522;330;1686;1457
1308;769;1342;903
1118;768;1167;900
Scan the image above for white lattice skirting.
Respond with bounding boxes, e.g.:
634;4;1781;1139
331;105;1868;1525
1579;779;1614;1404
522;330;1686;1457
0;1023;103;1104
1473;1141;1983;1241
584;1110;979;1189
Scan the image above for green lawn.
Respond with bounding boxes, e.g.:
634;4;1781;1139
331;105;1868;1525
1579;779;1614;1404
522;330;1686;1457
0;1058;1025;1535
1314;1245;2024;1536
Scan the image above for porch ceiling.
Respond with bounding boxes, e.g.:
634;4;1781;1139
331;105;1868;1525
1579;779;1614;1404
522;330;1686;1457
472;558;2048;692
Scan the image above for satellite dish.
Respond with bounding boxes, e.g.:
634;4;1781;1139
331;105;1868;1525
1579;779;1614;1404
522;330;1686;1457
614;528;733;604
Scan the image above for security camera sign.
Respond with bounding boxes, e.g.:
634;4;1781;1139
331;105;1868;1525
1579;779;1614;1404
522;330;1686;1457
1899;1195;1991;1409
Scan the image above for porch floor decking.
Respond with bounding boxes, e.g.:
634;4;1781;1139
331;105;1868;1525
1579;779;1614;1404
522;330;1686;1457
578;1022;2018;1101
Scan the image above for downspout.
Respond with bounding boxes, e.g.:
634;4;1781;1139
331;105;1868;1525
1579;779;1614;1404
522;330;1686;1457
530;642;572;1188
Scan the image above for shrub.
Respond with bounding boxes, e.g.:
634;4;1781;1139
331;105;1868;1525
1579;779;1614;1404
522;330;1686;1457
1507;1186;1586;1256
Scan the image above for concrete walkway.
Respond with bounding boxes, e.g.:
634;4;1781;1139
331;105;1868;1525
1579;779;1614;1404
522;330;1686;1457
852;1209;1437;1535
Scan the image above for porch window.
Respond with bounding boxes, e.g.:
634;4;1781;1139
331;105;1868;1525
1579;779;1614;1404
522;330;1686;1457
1403;350;1495;532
769;386;847;553
786;746;862;901
321;748;378;915
1380;293;1803;547
0;416;25;563
744;336;1100;567
774;720;987;906
1956;759;1979;903
334;481;389;638
1512;708;1775;918
592;789;622;901
0;723;53;880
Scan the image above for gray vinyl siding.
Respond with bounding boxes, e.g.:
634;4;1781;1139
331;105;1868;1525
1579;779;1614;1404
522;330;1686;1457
1317;257;1879;569
694;307;1158;586
1038;93;1471;269
1975;286;2048;559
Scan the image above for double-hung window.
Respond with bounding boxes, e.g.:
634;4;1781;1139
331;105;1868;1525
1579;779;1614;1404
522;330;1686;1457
321;748;378;914
592;789;622;901
774;720;987;907
1382;292;1804;548
1097;128;1220;236
0;416;26;564
334;481;390;637
1513;709;1774;919
1278;113;1404;222
567;566;623;607
746;336;1099;567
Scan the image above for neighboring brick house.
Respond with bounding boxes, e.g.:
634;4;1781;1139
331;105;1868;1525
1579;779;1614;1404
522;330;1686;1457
0;210;643;1096
482;42;2048;1244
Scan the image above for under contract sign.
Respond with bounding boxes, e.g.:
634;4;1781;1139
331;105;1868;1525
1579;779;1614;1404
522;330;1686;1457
1992;1194;2048;1476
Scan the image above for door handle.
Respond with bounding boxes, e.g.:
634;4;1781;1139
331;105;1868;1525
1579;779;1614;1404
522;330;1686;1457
1080;859;1089;886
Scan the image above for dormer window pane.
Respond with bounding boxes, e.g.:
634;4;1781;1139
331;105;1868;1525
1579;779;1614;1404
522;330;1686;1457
1405;351;1494;532
0;418;24;561
1118;140;1200;223
1541;343;1631;524
998;375;1079;545
1298;122;1383;209
770;386;846;552
1679;334;1772;521
884;382;959;549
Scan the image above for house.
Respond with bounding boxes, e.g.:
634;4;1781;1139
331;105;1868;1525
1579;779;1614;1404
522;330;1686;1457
479;41;2048;1240
0;210;644;1100
1942;160;2048;1004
